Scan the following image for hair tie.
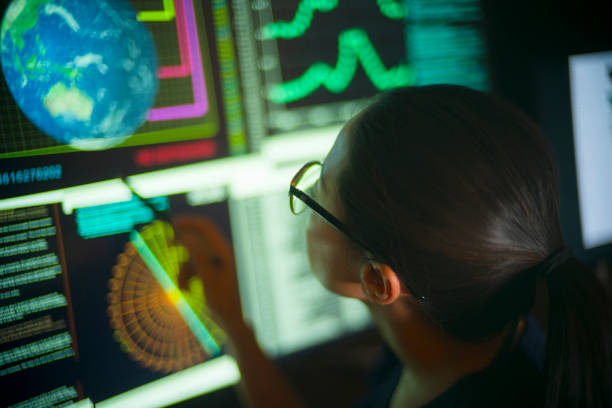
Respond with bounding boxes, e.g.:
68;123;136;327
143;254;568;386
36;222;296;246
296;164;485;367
537;247;573;278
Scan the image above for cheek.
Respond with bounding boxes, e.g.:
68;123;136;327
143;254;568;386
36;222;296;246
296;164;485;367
305;215;364;299
305;215;327;284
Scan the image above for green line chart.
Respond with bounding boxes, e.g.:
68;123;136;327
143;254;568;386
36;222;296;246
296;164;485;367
266;28;413;104
377;0;408;19
259;0;337;40
260;0;407;40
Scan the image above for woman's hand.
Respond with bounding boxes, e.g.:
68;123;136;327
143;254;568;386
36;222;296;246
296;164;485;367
173;215;245;333
174;216;309;408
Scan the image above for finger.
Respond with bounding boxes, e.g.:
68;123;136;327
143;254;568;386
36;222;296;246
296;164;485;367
173;216;235;272
180;233;211;273
172;215;211;235
177;257;195;290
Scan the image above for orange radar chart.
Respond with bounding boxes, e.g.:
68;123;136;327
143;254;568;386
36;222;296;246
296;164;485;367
107;220;226;373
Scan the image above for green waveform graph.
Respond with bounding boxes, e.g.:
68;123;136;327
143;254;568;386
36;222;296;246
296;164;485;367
259;0;407;40
377;0;408;20
267;28;414;104
260;0;337;40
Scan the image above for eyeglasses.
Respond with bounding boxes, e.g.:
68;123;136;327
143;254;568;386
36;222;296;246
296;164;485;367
288;160;427;302
289;160;376;255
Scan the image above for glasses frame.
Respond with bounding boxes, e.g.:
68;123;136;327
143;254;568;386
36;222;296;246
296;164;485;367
290;161;376;255
289;160;427;302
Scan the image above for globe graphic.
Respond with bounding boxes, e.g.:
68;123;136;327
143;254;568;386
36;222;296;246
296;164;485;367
0;0;158;150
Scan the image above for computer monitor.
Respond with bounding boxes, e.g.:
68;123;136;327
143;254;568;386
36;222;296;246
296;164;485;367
0;0;491;406
568;50;612;250
0;0;248;199
0;153;373;407
236;0;490;140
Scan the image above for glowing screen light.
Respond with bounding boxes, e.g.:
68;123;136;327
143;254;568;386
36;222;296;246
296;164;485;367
107;220;224;373
0;0;159;150
569;51;612;249
0;0;222;158
236;0;489;138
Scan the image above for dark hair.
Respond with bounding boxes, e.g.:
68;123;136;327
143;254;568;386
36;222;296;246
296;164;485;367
337;85;612;407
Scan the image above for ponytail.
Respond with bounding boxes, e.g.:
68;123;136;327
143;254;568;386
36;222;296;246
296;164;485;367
544;257;612;407
335;85;612;406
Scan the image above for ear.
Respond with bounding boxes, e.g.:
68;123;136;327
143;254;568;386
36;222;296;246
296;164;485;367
360;262;402;305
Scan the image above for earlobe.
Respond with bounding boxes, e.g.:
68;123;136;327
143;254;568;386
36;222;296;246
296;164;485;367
360;263;402;305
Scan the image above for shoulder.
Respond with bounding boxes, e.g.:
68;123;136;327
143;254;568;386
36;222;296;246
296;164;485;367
355;316;547;408
354;346;403;408
425;316;547;408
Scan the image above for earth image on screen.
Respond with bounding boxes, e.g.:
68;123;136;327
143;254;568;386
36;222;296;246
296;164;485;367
0;0;158;150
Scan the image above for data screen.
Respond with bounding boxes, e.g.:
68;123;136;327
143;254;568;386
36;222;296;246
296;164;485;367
0;0;492;406
235;0;489;139
0;0;246;198
0;197;238;407
0;169;371;406
569;50;612;249
0;0;490;197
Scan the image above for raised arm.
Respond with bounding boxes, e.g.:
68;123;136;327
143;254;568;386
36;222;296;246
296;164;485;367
173;215;308;408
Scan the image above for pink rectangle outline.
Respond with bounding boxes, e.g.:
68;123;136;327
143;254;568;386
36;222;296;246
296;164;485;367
147;0;209;121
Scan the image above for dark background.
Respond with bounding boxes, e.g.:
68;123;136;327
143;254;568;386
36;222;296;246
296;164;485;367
481;0;611;264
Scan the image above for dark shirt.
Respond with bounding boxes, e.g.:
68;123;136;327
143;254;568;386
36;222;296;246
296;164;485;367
356;316;546;408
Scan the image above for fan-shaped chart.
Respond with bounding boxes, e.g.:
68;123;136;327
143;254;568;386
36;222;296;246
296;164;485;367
107;220;226;373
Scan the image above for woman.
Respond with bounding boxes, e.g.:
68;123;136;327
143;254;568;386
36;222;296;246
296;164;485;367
175;85;612;407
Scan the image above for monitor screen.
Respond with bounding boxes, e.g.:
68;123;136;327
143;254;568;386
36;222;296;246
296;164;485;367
0;0;492;406
0;158;372;407
237;0;490;139
0;0;247;199
569;50;612;249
